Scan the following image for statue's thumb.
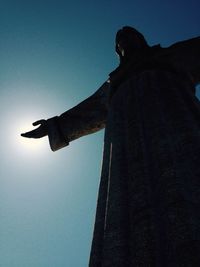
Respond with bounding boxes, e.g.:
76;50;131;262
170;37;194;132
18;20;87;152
32;119;46;126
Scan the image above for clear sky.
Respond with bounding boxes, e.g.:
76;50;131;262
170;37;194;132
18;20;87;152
0;0;200;266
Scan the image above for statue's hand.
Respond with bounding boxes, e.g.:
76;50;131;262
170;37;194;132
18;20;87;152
21;120;48;138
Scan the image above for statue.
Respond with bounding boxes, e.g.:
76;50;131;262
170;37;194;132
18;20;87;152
22;27;200;266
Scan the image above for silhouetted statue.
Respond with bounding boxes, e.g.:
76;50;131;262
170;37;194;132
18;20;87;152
22;27;200;266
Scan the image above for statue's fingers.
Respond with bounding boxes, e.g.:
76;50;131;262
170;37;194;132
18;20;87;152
21;130;39;138
21;133;27;137
32;119;46;126
21;131;34;138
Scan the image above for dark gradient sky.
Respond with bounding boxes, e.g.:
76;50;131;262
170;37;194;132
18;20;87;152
0;1;200;266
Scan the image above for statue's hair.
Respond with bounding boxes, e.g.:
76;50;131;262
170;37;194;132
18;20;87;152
115;26;149;60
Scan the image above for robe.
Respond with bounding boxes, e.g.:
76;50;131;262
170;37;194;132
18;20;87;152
47;37;200;266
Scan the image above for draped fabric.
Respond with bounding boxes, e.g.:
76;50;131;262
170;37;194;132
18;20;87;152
89;70;200;266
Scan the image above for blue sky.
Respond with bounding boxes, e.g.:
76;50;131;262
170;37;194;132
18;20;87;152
0;1;200;266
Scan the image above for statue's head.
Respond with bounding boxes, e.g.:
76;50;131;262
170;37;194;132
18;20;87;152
115;26;149;62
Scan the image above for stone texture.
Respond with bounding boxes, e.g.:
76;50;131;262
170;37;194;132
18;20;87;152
89;69;200;266
46;37;200;266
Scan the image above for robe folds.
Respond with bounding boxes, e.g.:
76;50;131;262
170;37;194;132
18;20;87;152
47;37;200;266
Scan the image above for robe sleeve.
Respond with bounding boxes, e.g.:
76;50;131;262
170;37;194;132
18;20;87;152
46;82;110;151
161;37;200;85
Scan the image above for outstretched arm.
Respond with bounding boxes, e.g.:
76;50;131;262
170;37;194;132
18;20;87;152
21;82;110;151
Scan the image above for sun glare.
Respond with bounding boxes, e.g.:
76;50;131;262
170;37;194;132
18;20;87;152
11;117;49;157
18;124;47;150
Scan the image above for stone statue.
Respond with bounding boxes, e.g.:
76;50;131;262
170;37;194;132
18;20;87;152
22;26;200;266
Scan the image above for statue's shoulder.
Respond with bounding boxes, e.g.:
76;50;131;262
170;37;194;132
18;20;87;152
155;36;200;58
168;36;200;53
155;36;200;84
166;37;200;84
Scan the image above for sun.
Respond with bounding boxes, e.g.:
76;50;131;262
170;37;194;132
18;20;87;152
10;116;49;157
18;124;47;150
